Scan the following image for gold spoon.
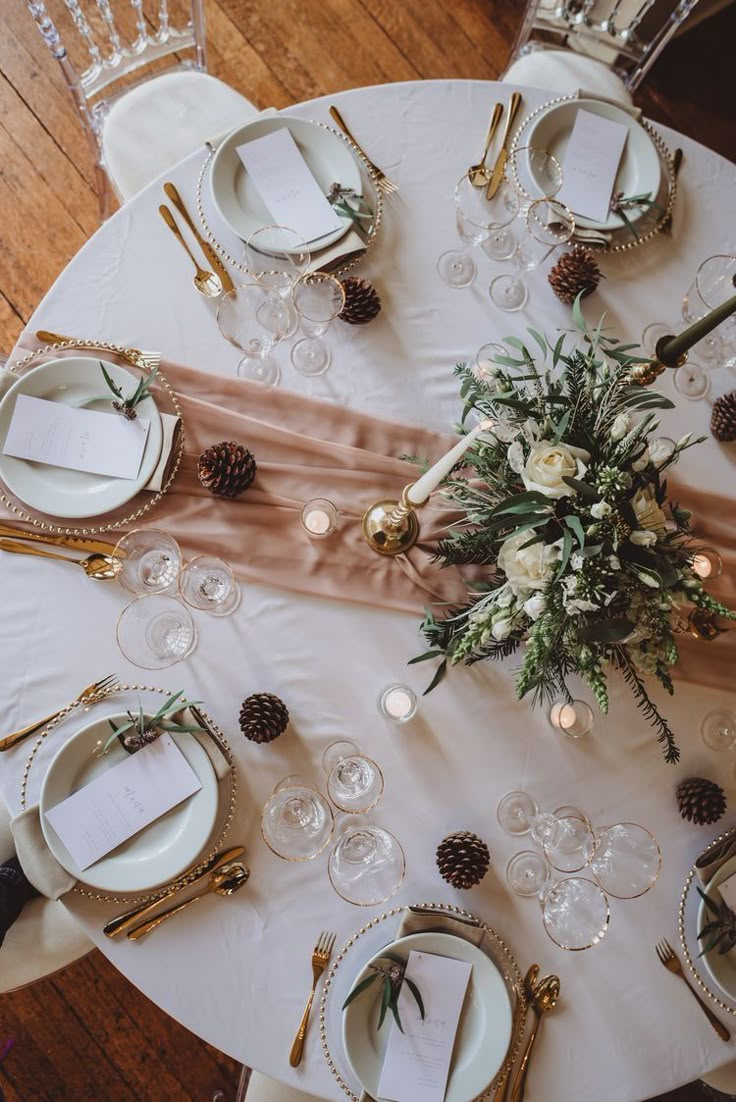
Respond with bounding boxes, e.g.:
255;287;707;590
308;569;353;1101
0;538;120;580
494;963;538;1102
509;973;560;1102
127;863;250;940
158;205;223;298
469;102;504;187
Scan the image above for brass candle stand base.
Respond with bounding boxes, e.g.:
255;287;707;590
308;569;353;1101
362;484;427;556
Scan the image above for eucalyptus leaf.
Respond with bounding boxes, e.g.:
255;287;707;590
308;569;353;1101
561;476;598;501
378;976;391;1029
563;514;586;548
579;619;634;643
342;973;378;1010
423;659;447;695
404;977;426;1020
408;650;446;665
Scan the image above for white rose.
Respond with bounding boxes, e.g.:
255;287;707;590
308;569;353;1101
497;530;560;596
632;487;667;533
492;618;513;641
591;501;612;519
523;593;546;620
630;529;657;547
648;438;675;468
611;413;630;441
521;441;590;499
507;441;525;474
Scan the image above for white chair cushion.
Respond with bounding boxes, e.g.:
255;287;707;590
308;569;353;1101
0;793;92;993
702;1059;736;1093
503;50;633;106
102;69;260;201
243;1070;326;1101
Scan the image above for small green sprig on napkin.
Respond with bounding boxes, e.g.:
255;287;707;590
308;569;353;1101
100;360;159;421
609;191;662;240
327;183;373;233
342;955;425;1034
103;690;203;753
697;887;736;956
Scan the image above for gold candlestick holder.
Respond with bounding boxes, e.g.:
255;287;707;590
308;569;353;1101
362;483;427;556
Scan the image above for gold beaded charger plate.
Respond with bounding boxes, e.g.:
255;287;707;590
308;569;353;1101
342;931;513;1102
20;684;238;905
319;904;526;1101
679;825;736;1014
2;341;184;536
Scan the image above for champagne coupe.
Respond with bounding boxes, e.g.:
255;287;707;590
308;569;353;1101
178;555;241;616
327;815;405;905
113;529;182;595
588;822;661;899
505;146;563;213
261;776;334;861
437;173;520;288
497;791;587;847
290;272;346;376
244;225;310;338
489;198;575;312
322;740;384;814
116;594;197;669
216;281;291;386
541;877;610;950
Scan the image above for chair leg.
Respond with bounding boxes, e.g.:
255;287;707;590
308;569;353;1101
236;1065;252;1099
94;162;118;222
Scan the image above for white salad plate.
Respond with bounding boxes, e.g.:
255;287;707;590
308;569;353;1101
527;98;661;231
40;713;218;893
0;357;162;519
342;930;513;1102
697;854;736;1002
210;116;362;252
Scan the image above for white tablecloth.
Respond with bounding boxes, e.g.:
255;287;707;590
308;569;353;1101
2;80;736;1102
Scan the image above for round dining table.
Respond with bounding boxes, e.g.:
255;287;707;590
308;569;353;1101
2;78;736;1102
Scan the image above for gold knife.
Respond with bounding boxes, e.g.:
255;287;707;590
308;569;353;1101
163;182;234;294
0;523;117;557
486;91;523;200
102;845;246;938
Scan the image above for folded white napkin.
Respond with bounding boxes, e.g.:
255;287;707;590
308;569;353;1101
11;712;230;900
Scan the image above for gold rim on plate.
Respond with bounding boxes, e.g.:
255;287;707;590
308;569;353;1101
678;824;736;1015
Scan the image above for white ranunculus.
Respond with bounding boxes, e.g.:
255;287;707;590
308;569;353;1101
492;618;513;640
507;441;525;474
630;529;657;547
632;487;667;533
497;530;560;596
591;500;612;519
611;413;630;441
520;441;590;499
523;592;546;620
648;438;675;468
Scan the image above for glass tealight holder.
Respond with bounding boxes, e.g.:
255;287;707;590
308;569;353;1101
377;683;417;724
690;548;723;580
179;555;241;616
301;498;338;539
548;700;594;739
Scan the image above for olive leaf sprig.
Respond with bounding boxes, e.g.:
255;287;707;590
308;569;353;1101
103;690;203;753
100;360;159;421
609;191;662;240
697;886;736;956
342;955;425;1034
327;183;373;234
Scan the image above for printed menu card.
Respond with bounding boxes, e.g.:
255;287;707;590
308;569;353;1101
44;735;202;870
377;950;472;1102
557;108;630;223
3;394;150;480
236;127;343;243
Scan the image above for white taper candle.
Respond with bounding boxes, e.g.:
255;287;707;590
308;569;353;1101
406;420;494;505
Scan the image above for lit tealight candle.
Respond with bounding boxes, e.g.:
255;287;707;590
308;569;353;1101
548;700;594;739
378;683;418;724
301;498;338;539
691;548;722;580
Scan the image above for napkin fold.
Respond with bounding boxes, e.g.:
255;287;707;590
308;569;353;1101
0;857;39;948
10;711;229;900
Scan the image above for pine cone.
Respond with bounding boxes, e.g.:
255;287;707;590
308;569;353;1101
711;391;736;442
677;777;727;825
239;693;289;744
548;245;603;305
198;442;257;498
436;831;490;890
339;277;382;325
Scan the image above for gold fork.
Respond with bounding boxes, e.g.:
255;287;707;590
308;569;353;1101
329;106;398;196
0;674;120;752
655;938;730;1040
35;330;161;374
289;930;336;1066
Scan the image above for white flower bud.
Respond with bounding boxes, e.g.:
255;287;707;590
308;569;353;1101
611;413;630;441
630;529;657;547
591;501;612;519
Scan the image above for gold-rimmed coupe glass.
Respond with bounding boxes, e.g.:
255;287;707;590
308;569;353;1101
505;145;563;211
588;822;662;899
113;529;182;595
322;740;385;814
327;816;405;906
261;776;334;861
116;594;197;669
541;876;610;951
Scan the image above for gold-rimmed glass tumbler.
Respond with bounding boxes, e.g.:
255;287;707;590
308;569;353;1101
261;776;334;861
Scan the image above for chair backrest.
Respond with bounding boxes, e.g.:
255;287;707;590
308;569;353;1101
507;0;701;91
26;0;207;133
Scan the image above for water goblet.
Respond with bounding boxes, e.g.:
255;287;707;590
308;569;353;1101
588;822;661;899
327;815;405;905
322;739;384;813
505;145;563;212
290;272;346;376
116;594;197;669
113;529;182;595
489;198;575;312
540;876;610;951
217;281;291;386
244;225;310;338
261;776;334;861
179;555;240;616
437;174;520;288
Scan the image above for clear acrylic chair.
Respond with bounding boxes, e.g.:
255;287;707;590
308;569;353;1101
26;1;260;219
502;1;702;104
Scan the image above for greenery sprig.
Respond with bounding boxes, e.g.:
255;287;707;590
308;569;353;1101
100;360;159;421
697;887;736;956
104;691;203;752
327;183;374;234
609;191;662;240
342;955;425;1034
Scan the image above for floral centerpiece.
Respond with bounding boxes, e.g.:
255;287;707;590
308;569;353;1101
417;304;735;763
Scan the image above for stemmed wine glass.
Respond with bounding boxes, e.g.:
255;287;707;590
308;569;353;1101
321;739;384;813
290;272;346;376
684;254;736;366
437;173;520;288
261;776;334;861
244;225;310;338
701;709;736;751
217;281;291;387
327;815;405;906
489;198;575;312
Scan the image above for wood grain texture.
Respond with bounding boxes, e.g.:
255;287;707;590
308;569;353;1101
0;2;733;1098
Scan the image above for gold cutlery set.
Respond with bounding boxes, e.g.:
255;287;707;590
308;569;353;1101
0;523;120;580
468;91;523;200
159;180;233;298
493;964;559;1102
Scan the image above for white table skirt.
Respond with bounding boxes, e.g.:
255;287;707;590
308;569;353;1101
2;79;736;1102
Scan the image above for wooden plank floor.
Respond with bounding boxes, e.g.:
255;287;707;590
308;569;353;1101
0;2;734;1099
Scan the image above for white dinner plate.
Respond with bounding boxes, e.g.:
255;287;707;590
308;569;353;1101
40;713;218;893
342;931;513;1102
210;116;362;251
0;357;163;519
526;99;661;231
697;854;736;1002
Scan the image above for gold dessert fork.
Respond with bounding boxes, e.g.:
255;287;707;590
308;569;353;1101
0;674;119;752
289;930;336;1066
655;939;730;1040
